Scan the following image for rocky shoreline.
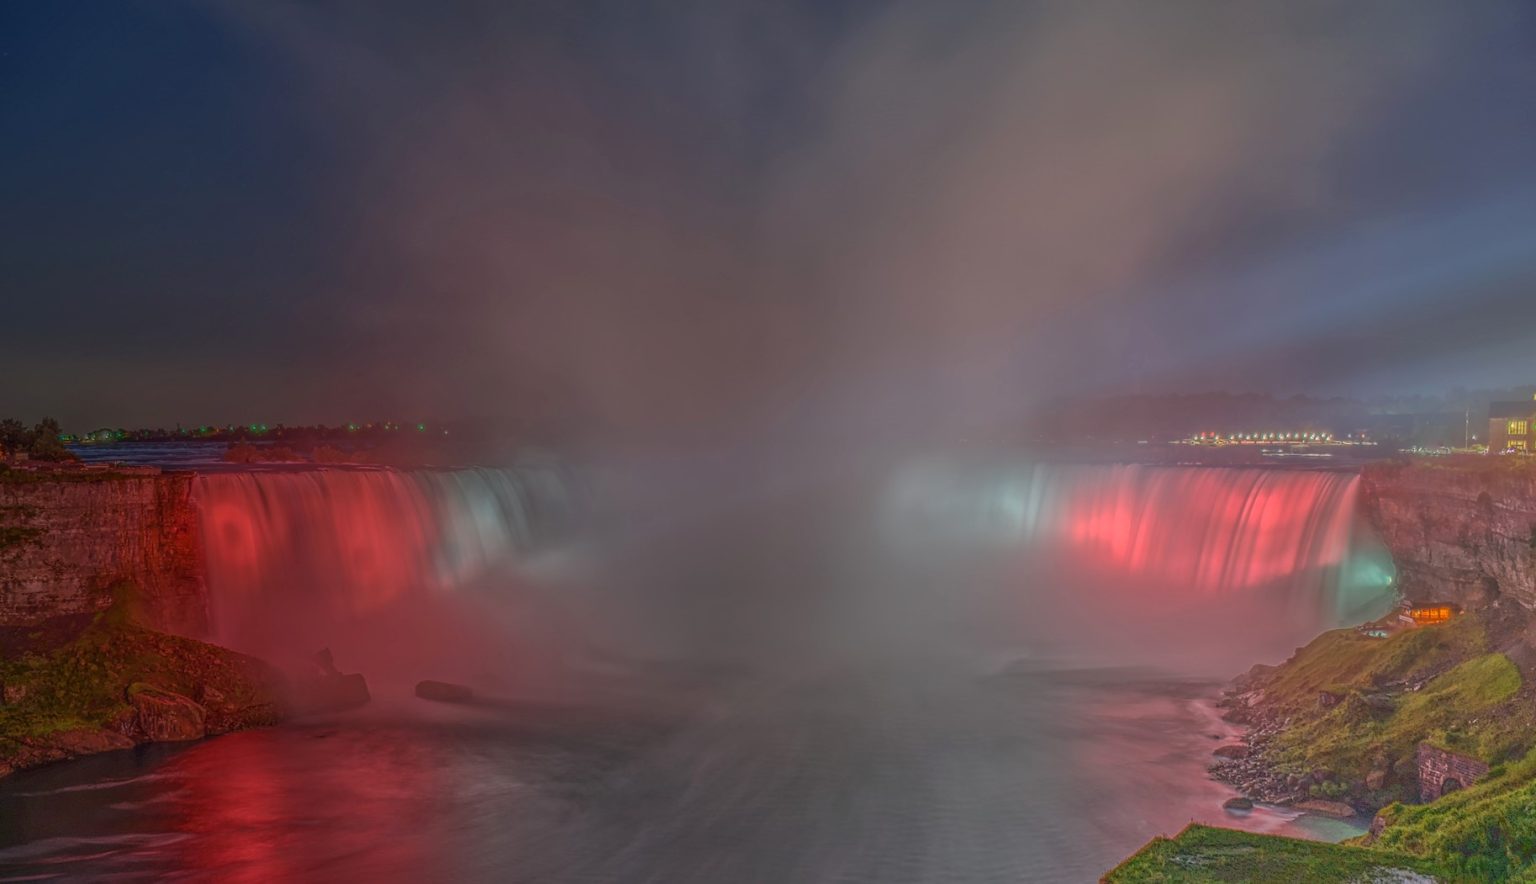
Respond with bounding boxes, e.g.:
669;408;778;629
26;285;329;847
0;605;371;780
1207;661;1401;820
1208;663;1321;808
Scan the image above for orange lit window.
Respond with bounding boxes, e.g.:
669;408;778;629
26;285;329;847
1410;605;1455;625
1509;420;1529;436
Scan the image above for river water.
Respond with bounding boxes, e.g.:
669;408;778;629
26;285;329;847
0;663;1359;883
0;458;1383;881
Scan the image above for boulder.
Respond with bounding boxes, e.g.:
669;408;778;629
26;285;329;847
127;685;207;742
415;680;475;704
289;672;371;715
1369;813;1389;838
1365;768;1388;790
1213;744;1250;759
1223;797;1254;811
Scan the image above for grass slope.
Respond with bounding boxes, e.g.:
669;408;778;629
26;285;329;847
1103;824;1452;883
1370;748;1536;882
1247;613;1536;804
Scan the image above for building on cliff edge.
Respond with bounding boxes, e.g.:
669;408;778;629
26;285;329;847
1489;395;1536;452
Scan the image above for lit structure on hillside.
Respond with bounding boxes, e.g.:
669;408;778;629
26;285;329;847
1404;603;1459;626
1488;395;1536;452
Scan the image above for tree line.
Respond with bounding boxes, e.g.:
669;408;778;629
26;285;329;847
0;418;74;462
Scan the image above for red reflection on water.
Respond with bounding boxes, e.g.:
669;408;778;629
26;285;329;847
153;729;449;883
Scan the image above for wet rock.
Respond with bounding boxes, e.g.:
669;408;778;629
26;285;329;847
46;727;136;756
415;680;475;704
285;650;370;715
1213;744;1250;759
1295;799;1357;818
289;672;370;714
313;648;340;676
127;685;207;741
1223;797;1254;811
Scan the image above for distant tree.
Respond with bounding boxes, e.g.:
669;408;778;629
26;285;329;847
223;443;261;464
0;419;30;456
28;417;73;461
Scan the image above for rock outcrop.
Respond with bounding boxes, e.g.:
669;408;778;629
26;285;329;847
1361;460;1536;610
0;471;206;634
0;614;285;778
127;684;207;742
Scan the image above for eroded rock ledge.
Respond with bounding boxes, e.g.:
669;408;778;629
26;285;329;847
0;602;370;778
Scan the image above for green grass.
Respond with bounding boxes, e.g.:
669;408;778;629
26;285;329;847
1104;824;1454;882
1369;749;1536;882
1109;600;1536;882
1269;651;1524;788
1258;615;1490;715
1236;612;1536;805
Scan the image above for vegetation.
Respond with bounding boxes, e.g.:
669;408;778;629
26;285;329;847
0;583;282;769
0;417;77;462
1234;611;1536;808
222;442;303;464
1110;606;1536;882
1104;824;1453;882
1360;747;1536;881
1113;745;1536;881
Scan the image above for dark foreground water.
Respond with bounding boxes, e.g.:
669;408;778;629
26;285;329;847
0;664;1358;883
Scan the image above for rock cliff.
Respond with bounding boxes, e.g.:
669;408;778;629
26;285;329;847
0;471;207;635
1360;460;1536;610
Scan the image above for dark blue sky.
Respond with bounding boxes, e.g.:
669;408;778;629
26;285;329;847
3;1;1536;436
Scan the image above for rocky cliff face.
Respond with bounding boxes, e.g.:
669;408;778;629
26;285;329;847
0;472;207;635
1360;460;1536;610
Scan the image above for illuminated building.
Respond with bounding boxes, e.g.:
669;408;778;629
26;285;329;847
1488;396;1536;452
1404;603;1459;626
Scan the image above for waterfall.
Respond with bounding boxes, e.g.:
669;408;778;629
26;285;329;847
191;461;1396;672
882;463;1397;663
192;467;580;653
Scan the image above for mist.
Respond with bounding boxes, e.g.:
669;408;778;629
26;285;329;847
148;0;1516;677
183;1;1528;451
11;4;1536;879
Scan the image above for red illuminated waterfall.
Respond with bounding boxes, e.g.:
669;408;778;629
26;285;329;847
192;467;577;653
1053;466;1362;595
885;463;1395;636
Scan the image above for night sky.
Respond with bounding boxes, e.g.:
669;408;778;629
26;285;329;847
4;1;1536;441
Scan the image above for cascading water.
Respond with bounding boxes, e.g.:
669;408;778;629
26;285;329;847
192;466;581;667
882;462;1397;668
190;461;1395;674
